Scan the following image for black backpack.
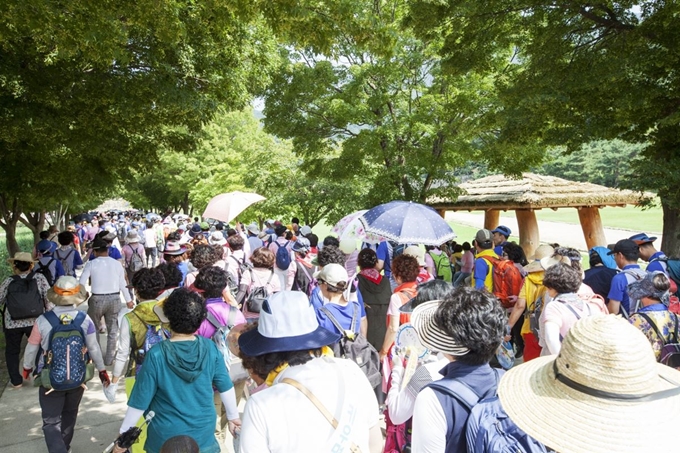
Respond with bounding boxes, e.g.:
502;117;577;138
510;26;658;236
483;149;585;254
320;303;381;389
5;272;44;320
245;270;274;313
36;257;56;287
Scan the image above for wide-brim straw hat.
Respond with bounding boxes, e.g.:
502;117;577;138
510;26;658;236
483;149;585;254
498;315;680;453
411;300;469;356
7;252;36;264
524;244;556;272
47;276;89;306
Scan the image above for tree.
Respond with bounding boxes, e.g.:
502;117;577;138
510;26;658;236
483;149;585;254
260;0;545;211
0;1;275;253
407;0;680;254
539;140;645;189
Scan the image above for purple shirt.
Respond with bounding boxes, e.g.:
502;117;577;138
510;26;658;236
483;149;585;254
196;298;246;339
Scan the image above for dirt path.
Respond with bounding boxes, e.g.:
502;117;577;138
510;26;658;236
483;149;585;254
446;212;660;252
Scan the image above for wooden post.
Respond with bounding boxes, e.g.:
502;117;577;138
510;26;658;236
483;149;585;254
515;209;539;258
483;209;500;230
578;206;607;250
436;209;446;219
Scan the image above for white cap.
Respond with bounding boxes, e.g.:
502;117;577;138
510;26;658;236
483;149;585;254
404;245;426;266
314;263;349;287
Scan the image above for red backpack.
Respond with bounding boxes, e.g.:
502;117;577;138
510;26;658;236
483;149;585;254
482;256;523;309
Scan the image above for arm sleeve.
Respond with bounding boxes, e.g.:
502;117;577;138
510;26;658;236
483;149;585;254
212;342;234;393
118;264;131;303
79;262;91;285
119;407;145;434
84;317;106;370
412;388;448;453
23;324;42;369
113;317;131;379
219;387;240;420
543;321;562;355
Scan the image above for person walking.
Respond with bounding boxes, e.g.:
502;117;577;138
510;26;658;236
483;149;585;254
0;252;52;388
143;221;159;268
21;276;110;453
79;237;132;365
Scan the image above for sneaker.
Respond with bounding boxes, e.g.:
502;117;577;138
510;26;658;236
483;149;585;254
11;383;22;389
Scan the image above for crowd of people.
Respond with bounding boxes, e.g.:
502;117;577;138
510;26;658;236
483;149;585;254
1;212;680;453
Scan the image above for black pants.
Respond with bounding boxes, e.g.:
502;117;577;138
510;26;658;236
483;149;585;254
4;325;33;386
39;385;85;453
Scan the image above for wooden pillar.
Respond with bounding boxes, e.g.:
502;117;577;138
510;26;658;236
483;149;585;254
436;209;446;219
577;206;607;250
515;209;539;259
483;209;500;230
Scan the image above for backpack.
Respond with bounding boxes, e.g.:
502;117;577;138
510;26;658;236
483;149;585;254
5;272;44;320
426;371;547;453
39;311;93;391
126;245;145;274
229;255;251;286
245;270;274;313
55;248;75;277
320;304;381;389
621;268;648;318
273;241;291;270
389;241;406;261
482;256;523;308
36;257;57;287
131;313;169;375
528;286;548;339
206;309;249;382
636;311;680;368
296;262;318;297
117;224;127;243
429;251;453;282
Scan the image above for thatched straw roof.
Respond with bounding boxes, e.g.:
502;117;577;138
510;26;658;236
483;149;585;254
430;173;650;211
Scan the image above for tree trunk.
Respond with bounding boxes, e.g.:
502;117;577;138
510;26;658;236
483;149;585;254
661;197;680;258
0;194;22;256
20;211;47;244
180;193;191;215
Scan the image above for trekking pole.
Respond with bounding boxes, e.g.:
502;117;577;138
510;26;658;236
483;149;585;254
103;411;155;453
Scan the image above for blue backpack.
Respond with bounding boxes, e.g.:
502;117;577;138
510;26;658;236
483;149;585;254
274;241;291;270
40;311;92;391
427;372;547;453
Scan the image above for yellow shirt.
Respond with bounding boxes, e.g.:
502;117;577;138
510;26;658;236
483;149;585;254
471;249;498;292
520;271;546;335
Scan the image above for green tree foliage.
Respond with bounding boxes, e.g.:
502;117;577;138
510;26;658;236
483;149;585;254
539;140;645;189
407;0;680;253
261;0;545;209
0;1;275;253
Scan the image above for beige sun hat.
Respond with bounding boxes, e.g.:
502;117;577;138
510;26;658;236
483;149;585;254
403;245;426;266
498;315;680;453
46;276;89;306
524;244;555;273
7;252;37;264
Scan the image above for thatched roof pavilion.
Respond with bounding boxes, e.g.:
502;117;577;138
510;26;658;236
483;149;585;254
430;173;648;257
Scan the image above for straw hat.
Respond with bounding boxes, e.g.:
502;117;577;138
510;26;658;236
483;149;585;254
47;276;89;306
524;244;555;272
7;252;36;264
411;300;470;356
498;315;680;453
125;230;141;243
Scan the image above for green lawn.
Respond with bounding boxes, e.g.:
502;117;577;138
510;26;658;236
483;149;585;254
534;204;663;233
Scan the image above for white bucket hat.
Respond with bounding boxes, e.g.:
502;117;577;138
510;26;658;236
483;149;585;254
498;315;680;453
403;245;426;266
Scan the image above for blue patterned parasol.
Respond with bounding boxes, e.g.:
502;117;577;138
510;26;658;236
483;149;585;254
358;201;456;245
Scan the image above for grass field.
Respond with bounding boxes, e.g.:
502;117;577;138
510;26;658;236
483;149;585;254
534;204;663;233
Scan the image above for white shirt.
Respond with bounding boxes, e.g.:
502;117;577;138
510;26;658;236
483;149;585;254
240;356;379;453
143;229;157;247
80;256;131;302
412;386;448;453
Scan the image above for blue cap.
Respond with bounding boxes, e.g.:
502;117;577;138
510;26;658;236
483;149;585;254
629;233;657;245
37;239;56;254
491;225;511;237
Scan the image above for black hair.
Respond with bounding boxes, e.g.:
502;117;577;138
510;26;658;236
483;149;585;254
146;221;154;229
357;248;378;270
131;268;166;300
240;348;322;380
502;242;528;266
14;260;32;272
275;225;287;237
317;245;346;267
160;435;199;453
413;279;453;309
166;231;181;241
285;231;293;240
307;233;319;248
291;217;300;224
618;249;640;262
39;231;50;240
157;262;183;289
553;247;584;272
227;228;237;237
453;244;463;253
190;244;218;270
163;288;207;334
227;234;244;251
57;231;74;246
589;249;603;267
194;266;228;299
435;287;505;365
462;242;471;251
323;236;340;248
542;263;582;294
